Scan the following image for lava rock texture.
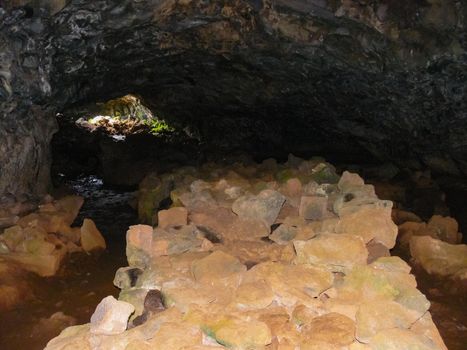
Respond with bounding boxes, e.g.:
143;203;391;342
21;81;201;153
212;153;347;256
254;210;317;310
1;0;467;198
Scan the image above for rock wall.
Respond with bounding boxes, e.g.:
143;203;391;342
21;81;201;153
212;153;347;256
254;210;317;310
1;0;467;198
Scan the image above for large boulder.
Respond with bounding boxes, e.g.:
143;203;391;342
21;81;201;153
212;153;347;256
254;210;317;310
409;235;467;279
232;190;286;226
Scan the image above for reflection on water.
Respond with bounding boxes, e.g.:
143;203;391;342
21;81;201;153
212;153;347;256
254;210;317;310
0;175;137;350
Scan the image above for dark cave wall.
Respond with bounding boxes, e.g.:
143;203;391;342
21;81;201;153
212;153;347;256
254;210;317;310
1;0;467;198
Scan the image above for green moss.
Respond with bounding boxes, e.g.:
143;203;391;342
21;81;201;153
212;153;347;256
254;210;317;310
276;169;296;183
310;166;340;184
144;119;175;135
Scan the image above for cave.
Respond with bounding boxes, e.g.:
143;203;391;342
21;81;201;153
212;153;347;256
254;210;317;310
0;1;466;349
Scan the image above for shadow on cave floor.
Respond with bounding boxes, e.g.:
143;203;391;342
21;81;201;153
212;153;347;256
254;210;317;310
0;175;137;350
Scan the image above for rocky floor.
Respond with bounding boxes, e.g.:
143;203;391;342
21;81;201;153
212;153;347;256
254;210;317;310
44;158;457;350
1;158;465;350
0;175;137;350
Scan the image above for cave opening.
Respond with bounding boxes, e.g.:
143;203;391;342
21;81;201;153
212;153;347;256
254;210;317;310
1;1;467;350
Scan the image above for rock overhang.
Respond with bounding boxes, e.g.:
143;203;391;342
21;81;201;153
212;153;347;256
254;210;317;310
1;0;467;198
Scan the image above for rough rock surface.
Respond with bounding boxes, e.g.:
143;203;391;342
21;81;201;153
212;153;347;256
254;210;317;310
2;1;467;198
46;158;447;350
0;195;105;277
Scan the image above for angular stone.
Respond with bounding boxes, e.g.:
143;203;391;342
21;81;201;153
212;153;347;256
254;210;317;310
152;225;211;257
269;223;299;244
54;196;85;226
279;178;302;207
191;251;246;283
126;224;153;267
294;234;368;273
356;300;422;343
80;218;106;252
212;240;284;266
338;171;365;191
299;196;328;220
157;207;188;229
138;174;175;224
162;278;236;312
2;249;66;277
0;225;25;250
338;262;430;315
16;236;56;255
366;240;390;263
227;217;270;241
90;296;135;335
301;312;355;347
410;235;467;278
232;189;285;226
244;262;333;306
337;207;398;249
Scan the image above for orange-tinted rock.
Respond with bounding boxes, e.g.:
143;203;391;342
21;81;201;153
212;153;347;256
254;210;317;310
80;219;106;252
158;207;188;228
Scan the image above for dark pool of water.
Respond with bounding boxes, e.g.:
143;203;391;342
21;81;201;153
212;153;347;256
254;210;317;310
0;175;137;350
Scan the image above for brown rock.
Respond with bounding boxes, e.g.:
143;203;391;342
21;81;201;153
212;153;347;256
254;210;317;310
90;296;135;335
158;207;188;229
80;218;106;252
337;207;398;249
191;251;246;283
338;171;365;191
301;312;356;347
299;196;328;220
294;234;368;273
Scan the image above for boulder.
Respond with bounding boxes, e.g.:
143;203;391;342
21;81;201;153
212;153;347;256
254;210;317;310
409;235;467;278
2;249;66;277
294;234;368;273
299;196;328;220
337;207;398;249
80;218;106;252
126;225;153;267
151;225;212;257
191;251;246;283
338;171;365;192
244;262;333;306
157;207;188;229
232;190;285;226
427;215;461;244
301;312;356;347
356;300;422;343
90;296;135;335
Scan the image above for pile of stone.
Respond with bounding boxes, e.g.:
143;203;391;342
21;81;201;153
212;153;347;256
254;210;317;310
47;157;446;350
396;211;467;285
0;195;106;310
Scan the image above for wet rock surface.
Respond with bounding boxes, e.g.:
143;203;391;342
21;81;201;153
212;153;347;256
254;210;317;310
46;158;449;350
